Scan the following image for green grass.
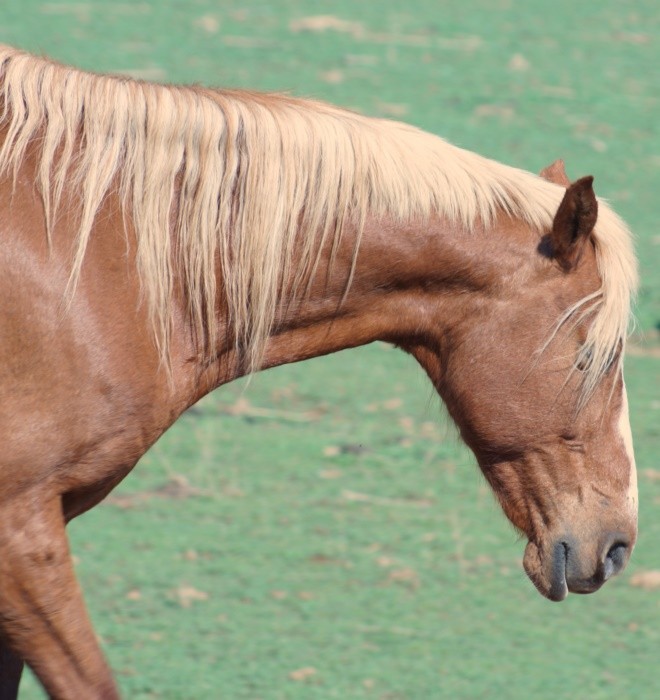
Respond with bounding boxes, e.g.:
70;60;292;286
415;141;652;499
1;1;659;698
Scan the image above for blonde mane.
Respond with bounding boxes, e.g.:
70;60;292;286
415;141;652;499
0;45;637;391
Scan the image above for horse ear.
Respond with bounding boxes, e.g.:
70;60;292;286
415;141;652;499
550;176;598;271
540;159;570;187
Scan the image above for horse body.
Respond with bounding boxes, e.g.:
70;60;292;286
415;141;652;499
0;46;638;698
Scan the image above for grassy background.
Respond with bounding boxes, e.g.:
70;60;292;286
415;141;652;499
1;1;659;698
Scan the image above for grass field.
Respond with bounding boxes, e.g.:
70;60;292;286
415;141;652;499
1;1;659;698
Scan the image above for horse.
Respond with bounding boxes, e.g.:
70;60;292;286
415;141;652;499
0;44;638;699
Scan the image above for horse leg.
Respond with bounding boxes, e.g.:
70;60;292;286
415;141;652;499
0;494;119;700
0;643;23;700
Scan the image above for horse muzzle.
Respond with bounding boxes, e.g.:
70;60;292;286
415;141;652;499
523;532;633;602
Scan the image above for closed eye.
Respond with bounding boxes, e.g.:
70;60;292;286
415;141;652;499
565;439;586;453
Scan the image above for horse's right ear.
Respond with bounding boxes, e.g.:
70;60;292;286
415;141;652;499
549;176;598;271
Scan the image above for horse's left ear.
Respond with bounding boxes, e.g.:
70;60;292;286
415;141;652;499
550;175;598;271
540;159;570;187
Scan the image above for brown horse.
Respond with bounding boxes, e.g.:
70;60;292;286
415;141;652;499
0;45;638;698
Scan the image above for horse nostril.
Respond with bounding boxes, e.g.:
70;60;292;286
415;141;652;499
602;540;629;581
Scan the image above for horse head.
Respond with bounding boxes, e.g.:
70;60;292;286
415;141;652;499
406;167;636;600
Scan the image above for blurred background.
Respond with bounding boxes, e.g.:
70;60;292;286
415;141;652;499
1;1;659;698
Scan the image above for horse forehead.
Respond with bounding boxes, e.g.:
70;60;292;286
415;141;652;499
491;215;602;306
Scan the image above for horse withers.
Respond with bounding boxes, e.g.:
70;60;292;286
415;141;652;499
0;46;637;698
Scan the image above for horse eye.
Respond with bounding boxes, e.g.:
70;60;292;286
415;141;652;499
576;347;593;372
576;344;620;373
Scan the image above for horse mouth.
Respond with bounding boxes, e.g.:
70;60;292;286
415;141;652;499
522;538;621;600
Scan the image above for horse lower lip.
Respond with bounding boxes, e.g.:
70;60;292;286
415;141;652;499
569;581;604;595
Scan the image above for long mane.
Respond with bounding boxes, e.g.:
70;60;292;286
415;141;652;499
0;45;637;391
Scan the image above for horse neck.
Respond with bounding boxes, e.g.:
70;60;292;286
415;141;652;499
198;212;535;394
